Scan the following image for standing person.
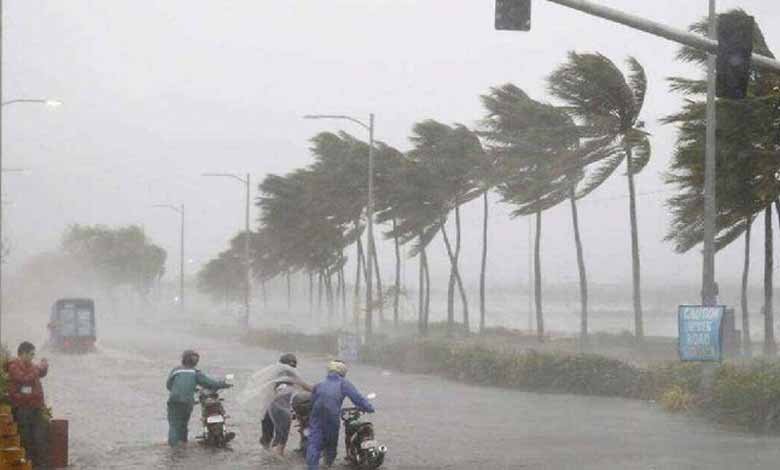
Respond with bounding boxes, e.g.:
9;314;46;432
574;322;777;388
5;341;49;469
166;349;232;447
259;353;312;455
306;360;374;470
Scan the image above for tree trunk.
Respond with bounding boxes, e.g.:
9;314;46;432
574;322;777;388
455;204;469;331
261;280;267;308
335;269;342;324
742;215;752;357
569;187;589;346
326;273;334;326
286;270;292;312
534;211;544;342
340;265;347;325
370;238;384;325
318;271;323;316
764;206;776;355
308;271;314;316
440;222;469;335
480;192;489;334
418;234;425;335
354;235;365;331
626;150;644;342
393;218;401;329
422;245;431;334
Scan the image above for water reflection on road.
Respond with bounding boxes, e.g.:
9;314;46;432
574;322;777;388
17;318;780;469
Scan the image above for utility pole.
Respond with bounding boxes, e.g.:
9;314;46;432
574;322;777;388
153;204;185;314
180;204;185;314
244;173;251;326
202;172;252;327
702;0;718;306
303;113;377;337
366;113;375;338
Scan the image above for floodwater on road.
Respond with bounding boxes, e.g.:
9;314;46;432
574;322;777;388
7;313;780;469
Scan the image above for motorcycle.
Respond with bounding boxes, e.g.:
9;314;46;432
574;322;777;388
341;393;387;469
196;374;236;448
292;391;387;468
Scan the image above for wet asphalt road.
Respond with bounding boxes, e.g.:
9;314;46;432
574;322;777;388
8;314;780;469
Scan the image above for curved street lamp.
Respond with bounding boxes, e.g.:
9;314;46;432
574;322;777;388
152;204;185;313
0;97;62;342
303;113;376;337
202;172;252;327
2;99;63;107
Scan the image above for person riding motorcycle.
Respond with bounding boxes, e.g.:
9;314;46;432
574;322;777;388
306;360;374;470
166;349;232;446
260;353;312;455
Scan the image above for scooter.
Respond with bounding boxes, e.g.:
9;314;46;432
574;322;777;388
342;393;387;469
196;374;236;448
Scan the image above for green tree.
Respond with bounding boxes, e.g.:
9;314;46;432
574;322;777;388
61;224;167;299
480;84;582;341
407;120;484;335
380;154;441;335
548;52;651;343
372;141;409;329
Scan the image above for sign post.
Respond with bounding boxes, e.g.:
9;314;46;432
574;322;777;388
678;305;725;362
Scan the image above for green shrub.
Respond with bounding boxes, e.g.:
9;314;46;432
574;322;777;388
706;361;780;431
637;362;703;400
661;385;696;412
362;338;645;398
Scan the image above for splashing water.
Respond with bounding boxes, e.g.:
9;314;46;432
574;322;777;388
237;363;302;411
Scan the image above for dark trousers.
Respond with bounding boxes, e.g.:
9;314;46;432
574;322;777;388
167;401;194;447
13;407;48;469
260;411;274;446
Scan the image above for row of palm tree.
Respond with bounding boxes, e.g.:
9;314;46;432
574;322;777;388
199;10;779;349
197;49;657;344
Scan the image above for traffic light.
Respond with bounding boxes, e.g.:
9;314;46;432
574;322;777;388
495;0;531;31
716;12;754;99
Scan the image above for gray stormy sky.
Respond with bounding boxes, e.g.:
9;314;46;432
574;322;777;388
3;0;779;292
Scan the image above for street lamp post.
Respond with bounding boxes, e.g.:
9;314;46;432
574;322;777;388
0;97;62;344
303;113;376;337
153;204;185;313
203;173;252;327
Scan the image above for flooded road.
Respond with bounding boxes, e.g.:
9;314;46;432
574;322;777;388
8;313;780;469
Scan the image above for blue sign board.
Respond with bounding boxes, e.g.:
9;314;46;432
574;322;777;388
678;305;725;362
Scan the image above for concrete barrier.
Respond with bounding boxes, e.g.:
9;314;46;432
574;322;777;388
0;404;32;470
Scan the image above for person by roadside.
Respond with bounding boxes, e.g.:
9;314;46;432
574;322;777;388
5;341;49;469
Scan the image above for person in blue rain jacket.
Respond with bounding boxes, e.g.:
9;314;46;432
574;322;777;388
306;360;374;470
166;349;232;446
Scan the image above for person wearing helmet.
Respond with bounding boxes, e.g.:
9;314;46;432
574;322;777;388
166;350;232;446
260;353;312;455
306;360;374;470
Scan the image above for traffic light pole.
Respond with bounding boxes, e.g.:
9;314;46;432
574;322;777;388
544;0;780;73
531;0;780;307
702;0;717;306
